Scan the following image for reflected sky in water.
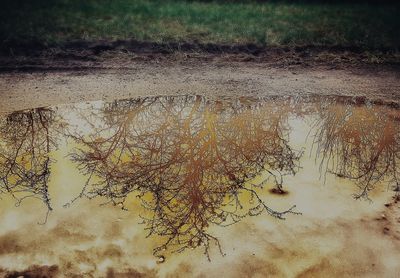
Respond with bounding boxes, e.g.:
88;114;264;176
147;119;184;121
0;95;399;276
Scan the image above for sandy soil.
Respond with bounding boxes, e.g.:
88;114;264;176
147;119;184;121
1;59;399;114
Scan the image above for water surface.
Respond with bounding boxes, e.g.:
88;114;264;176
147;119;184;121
0;95;399;277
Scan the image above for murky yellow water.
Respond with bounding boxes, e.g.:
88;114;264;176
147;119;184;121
0;95;399;277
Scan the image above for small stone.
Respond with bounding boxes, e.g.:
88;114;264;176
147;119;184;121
157;255;165;264
376;214;387;221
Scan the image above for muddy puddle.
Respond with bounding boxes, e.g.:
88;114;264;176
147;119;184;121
0;95;399;277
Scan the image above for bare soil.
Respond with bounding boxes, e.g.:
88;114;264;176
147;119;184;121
1;52;399;114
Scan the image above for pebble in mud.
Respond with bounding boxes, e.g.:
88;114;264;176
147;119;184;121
383;227;390;234
376;214;387;221
157;255;166;264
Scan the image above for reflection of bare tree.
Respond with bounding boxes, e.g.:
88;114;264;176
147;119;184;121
69;96;301;259
0;108;60;219
313;101;400;199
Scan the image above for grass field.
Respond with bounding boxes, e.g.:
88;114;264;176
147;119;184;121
1;0;399;49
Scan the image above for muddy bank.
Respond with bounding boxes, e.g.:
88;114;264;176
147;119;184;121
3;39;398;56
1;41;400;73
1;61;400;114
1;39;400;61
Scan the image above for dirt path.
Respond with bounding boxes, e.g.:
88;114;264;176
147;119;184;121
1;60;399;113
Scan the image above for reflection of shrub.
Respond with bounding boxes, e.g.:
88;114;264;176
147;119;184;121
314;102;400;200
69;96;301;259
0;108;62;222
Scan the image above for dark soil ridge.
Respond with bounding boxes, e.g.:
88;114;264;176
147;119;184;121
1;39;399;68
1;47;400;73
3;39;399;56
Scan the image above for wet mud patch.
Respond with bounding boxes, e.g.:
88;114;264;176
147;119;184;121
269;188;289;195
0;265;59;278
0;94;399;276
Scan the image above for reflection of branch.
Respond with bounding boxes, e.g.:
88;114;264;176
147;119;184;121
0;108;61;216
68;96;302;259
243;187;300;219
313;102;400;199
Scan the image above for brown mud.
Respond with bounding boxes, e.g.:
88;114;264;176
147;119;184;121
1;40;399;72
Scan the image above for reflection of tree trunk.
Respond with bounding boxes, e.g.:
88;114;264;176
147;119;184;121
0;108;60;219
69;96;301;259
313;103;400;199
